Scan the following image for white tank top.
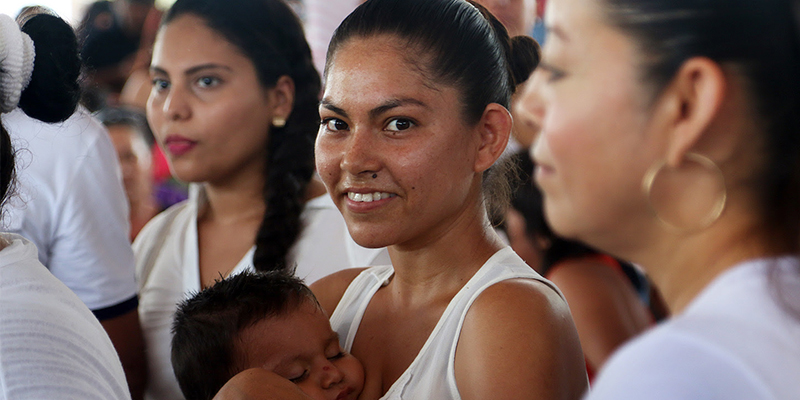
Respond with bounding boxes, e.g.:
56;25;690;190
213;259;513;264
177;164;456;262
330;247;563;400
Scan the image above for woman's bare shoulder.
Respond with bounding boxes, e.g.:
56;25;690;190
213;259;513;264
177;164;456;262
310;268;368;317
455;278;587;400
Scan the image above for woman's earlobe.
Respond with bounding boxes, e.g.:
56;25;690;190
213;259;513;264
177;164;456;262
271;75;296;124
474;103;512;173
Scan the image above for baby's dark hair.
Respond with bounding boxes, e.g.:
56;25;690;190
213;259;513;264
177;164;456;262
171;271;318;400
1;12;82;216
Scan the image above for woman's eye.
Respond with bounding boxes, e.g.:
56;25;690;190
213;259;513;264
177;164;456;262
196;76;221;88
322;118;349;131
151;78;169;91
289;370;308;383
537;62;566;83
386;118;413;132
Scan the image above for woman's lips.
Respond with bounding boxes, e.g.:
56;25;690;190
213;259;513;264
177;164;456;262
343;190;397;212
163;136;197;156
347;191;395;202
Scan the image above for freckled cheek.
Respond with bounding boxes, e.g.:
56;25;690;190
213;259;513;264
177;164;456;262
314;140;341;187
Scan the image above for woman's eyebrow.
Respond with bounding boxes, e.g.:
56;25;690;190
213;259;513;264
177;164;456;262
319;97;429;120
320;99;349;118
183;63;233;75
368;98;428;119
148;63;233;76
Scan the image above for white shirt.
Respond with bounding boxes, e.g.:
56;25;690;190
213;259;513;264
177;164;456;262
330;247;563;400
0;233;131;400
586;257;800;400
2;108;137;314
134;184;389;400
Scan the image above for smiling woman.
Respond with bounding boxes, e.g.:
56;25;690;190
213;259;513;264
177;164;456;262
213;1;587;399
309;1;586;399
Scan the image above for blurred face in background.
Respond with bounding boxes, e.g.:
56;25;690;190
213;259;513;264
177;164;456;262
473;0;538;37
107;123;153;207
147;14;276;187
115;0;155;34
474;0;540;148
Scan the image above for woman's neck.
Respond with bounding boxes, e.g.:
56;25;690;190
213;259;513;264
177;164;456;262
635;206;773;315
200;179;266;226
385;207;505;307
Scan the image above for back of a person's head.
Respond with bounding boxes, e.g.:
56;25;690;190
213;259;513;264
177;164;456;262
171;271;317;400
14;12;81;123
160;0;322;274
0;11;82;214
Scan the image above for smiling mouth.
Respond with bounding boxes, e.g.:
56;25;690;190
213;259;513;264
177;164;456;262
347;192;396;202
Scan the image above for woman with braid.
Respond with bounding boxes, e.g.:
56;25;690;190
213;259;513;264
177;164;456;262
134;0;388;399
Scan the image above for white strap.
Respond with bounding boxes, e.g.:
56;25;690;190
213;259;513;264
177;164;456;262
0;14;36;113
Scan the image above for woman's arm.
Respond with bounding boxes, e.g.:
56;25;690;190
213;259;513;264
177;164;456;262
454;278;588;400
212;369;313;400
547;259;652;371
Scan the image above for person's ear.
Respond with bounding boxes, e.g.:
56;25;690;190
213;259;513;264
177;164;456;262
656;57;726;167
269;75;296;124
474;103;512;173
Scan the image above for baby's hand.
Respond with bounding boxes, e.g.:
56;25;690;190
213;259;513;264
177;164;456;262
213;368;312;400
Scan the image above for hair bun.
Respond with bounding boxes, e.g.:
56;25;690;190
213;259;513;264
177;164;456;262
17;13;81;123
508;35;541;88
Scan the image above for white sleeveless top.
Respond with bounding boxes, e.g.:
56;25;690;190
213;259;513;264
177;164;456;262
330;247;563;400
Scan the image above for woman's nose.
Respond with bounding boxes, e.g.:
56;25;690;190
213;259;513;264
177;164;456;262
340;128;381;177
162;85;191;121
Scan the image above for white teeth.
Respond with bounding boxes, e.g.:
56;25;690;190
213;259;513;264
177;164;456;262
348;192;395;202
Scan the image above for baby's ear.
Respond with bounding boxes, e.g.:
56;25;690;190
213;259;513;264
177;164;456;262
474;103;512;173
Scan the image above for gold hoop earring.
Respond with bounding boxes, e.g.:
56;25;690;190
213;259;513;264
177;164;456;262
272;116;286;128
641;152;727;232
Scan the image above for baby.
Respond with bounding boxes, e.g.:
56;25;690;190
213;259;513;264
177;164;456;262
171;271;364;400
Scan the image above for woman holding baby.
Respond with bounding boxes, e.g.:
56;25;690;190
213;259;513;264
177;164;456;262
213;0;588;399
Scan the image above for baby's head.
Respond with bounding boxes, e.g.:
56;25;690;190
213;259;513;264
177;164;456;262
172;271;364;400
